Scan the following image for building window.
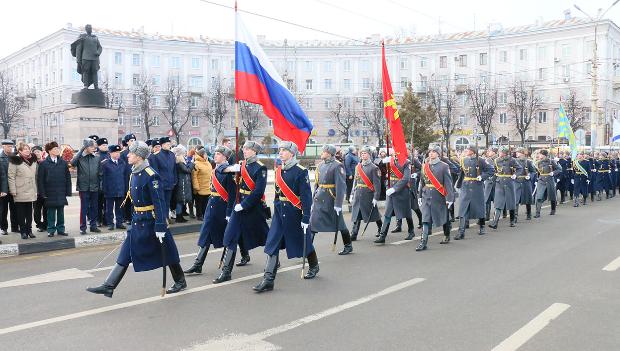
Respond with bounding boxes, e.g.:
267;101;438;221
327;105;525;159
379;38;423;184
191;57;201;69
170;57;181;69
420;57;427;68
360;60;370;72
191;115;199;127
537;47;546;61
537;68;546;80
132;74;140;86
343;79;351;91
152;96;160;107
114;72;123;85
132;94;139;106
118;114;125;126
211;59;219;70
304;97;312;109
151;75;161;86
304;61;313;72
191;95;200;108
400;77;409;89
400;58;408;70
132;115;141;126
562;65;570;80
323;79;332;90
153;115;160;126
305;79;313;91
499;112;507;124
323;61;333;72
324;98;332;109
562;45;572;58
114;52;122;65
132;54;141;66
458;55;467;67
439;56;448;69
343;60;351;72
500;51;508;63
151;55;160;67
479;53;487;66
498;92;507;105
538;111;547;123
519;48;527;61
190;76;203;87
420;76;428;90
362;78;370;90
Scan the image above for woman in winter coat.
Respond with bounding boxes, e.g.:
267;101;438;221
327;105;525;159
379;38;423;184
191;148;212;221
37;142;72;237
8;143;38;239
174;146;193;223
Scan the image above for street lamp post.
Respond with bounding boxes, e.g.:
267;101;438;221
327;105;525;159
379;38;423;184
574;1;620;148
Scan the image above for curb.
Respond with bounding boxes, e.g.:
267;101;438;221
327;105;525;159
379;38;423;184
0;223;202;258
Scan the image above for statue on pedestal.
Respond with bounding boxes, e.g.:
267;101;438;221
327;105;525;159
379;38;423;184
70;24;102;89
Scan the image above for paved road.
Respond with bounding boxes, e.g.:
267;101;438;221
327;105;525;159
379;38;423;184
0;197;619;350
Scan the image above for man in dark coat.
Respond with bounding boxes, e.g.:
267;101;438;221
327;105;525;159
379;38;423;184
100;145;127;231
0;139;17;235
417;145;455;251
533;149;562;218
120;133;136;223
483;146;498;221
349;145;382;241
344;146;359;207
253;141;317;293
214;141;269;283
375;152;413;244
573;151;591;207
37;142;72;237
148;136;177;219
184;145;236;275
488;146;522;229
71;138;102;234
96;137;109;227
514;147;536;220
86;141;186;298
594;152;613;200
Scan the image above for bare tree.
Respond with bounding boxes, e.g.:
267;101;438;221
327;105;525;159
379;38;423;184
564;89;588;131
134;74;156;140
239;101;265;140
200;77;230;146
101;76;124;113
507;80;542;145
330;96;360;143
161;76;191;144
467;82;498;147
428;82;459;157
0;72;26;139
361;84;385;147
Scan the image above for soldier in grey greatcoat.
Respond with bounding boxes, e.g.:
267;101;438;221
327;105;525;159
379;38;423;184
416;145;455;251
514;148;536;221
533;149;562;218
309;145;353;255
392;152;423;233
483;146;499;220
488;146;523;229
454;145;494;239
374;153;414;244
349;146;382;241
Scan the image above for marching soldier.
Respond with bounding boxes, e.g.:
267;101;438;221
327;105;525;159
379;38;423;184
375;152;414;244
484;146;499;220
349;145;382;241
454;144;493;239
310;144;353;255
184;146;236;275
100;145;127;230
595;152;613;200
488;146;523;229
533;149;562;218
86;141;186;297
514;147;536;220
253;141;317;292
589;152;598;202
213;141;268;284
572;151;591;207
416;145;455;251
556;151;571;204
409;152;423;229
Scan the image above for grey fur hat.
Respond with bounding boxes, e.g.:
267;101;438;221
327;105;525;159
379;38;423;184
499;145;510;154
465;144;477;153
278;141;298;155
214;145;233;158
488;146;499;153
82;138;96;149
360;145;374;155
428;144;442;155
322;144;337;156
515;147;527;154
243;140;262;154
129;141;150;159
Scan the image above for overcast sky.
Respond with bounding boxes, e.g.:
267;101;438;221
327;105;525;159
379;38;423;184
2;0;620;58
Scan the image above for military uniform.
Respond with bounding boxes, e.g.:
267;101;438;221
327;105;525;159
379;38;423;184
533;154;562;217
594;154;613;200
514;155;536;220
589;154;598;201
454;152;494;238
408;157;424;229
416;154;455;251
375;156;414;243
489;154;522;229
572;157;591;206
557;156;573;203
350;157;382;241
483;152;498;220
148;142;177;217
100;155;127;230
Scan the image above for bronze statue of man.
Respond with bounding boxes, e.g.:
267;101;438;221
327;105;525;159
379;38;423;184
70;24;102;89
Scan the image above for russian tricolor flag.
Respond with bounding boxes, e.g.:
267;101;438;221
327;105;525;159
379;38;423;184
235;13;313;152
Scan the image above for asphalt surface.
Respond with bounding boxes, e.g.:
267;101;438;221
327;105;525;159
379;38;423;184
0;197;619;351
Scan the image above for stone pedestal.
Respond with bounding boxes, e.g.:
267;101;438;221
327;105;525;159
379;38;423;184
71;88;105;107
63;107;118;148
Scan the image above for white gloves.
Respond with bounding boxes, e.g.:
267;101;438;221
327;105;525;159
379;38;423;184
556;178;561;183
411;173;418;179
386;188;396;197
418;198;422;206
477;175;482;181
592;169;597;173
446;201;453;208
511;174;517;180
525;175;530;180
301;222;309;232
372;199;378;206
226;164;241;172
587;180;591;184
349;195;353;203
571;179;575;184
554;157;560;162
234;204;243;212
382;156;391;163
155;232;165;243
225;216;230;221
334;207;342;215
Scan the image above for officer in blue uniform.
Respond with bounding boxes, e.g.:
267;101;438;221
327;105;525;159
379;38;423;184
213;141;268;284
557;152;570;203
184;145;236;275
100;145;127;230
572;151;591;207
120;134;136;223
253;141;317;293
86;141;186;297
595;152;613;200
588;152;598;201
149;137;177;219
96;137;110;227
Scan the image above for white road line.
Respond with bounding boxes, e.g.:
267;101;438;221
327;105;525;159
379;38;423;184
184;277;425;351
0;268;93;289
491;303;570;351
602;256;620;271
0;263;303;336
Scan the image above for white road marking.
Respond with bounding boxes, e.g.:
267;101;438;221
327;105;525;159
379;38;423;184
0;268;94;289
602;256;620;271
491;303;571;351
184;277;425;351
0;263;304;336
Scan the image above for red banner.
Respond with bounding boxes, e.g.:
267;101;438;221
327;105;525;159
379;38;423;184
382;43;408;166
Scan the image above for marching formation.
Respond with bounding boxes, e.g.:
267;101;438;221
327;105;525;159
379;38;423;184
85;134;620;297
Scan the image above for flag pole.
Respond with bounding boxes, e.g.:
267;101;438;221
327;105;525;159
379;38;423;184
382;41;391;188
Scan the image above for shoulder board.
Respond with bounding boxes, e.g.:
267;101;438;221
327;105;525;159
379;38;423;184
101;159;108;163
257;160;265;167
144;167;155;176
296;164;306;170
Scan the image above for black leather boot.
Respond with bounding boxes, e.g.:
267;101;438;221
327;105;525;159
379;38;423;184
582;195;587;205
166;263;187;294
550;201;556;215
416;224;429;251
86;264;128;298
236;244;250;267
502;208;508;218
485;203;491;221
514;207;519;223
478;218;486;235
374;219;389;244
573;198;579;207
560;192;566;204
184;246;208;274
303;251;320;279
440;223;451;244
391;219;402;233
213;249;236;284
509;210;516;227
350;221;360;241
414;209;423;228
534;200;542;218
375;219;383;236
404;217;415;240
597;192;602;201
488;209;501;229
454;217;466;240
338;230;353;255
253;254;278;293
526;204;532;220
